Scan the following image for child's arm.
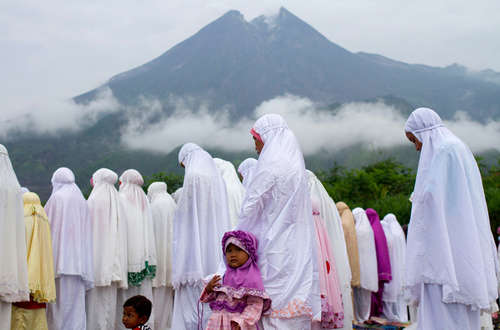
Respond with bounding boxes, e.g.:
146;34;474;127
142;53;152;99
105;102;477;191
230;296;264;330
199;275;221;303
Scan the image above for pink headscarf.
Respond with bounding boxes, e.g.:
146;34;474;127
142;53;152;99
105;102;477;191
218;230;271;313
250;127;263;144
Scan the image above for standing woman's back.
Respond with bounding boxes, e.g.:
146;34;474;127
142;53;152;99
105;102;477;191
45;167;94;330
0;144;29;328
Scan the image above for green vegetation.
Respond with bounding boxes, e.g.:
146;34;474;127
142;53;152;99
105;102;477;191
143;156;500;238
318;158;415;224
143;172;184;195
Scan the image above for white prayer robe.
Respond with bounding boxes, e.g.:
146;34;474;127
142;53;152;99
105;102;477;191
171;143;231;330
236;115;321;329
404;108;498;330
307;170;354;329
352;208;378;324
45;167;94;330
214;158;246;228
148;182;176;330
86;168;128;329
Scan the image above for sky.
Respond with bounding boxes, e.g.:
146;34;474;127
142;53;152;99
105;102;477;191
1;0;500;154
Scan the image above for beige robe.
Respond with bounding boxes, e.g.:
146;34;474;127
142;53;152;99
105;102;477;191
336;202;361;288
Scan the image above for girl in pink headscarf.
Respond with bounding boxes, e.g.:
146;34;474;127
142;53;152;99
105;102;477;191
200;230;271;330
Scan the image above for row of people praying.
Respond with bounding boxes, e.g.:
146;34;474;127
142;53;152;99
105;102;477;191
1;108;498;330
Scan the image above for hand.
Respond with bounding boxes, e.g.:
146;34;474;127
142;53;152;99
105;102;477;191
205;275;221;294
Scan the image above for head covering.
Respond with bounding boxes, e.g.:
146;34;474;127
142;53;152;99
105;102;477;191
250;127;263;144
45;167;94;289
87;168;128;289
217;231;271;313
213;158;246;228
336;201;361;288
147;182;175;288
0;144;29;303
171;187;182;203
352;208;378;293
306;170;353;326
236;114;321;320
311;197;344;328
404;107;498;311
119;169;157;286
22;192;56;303
381;213;408;322
365;209;392;282
173;143;231;290
237;158;258;190
21;187;30;194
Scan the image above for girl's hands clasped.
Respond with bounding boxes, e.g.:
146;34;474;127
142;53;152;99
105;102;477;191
205;275;221;294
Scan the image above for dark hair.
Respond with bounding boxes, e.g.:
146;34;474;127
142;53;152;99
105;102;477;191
123;295;152;320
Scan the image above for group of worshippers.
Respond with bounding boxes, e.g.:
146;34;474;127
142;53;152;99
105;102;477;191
0;108;499;330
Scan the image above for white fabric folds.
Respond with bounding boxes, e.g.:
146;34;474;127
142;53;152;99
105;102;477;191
237;158;257;190
352;208;378;293
147;182;175;288
236;115;321;321
171;187;182;203
88;168;128;289
307;170;353;328
404;108;499;312
0;144;29;303
173;143;231;290
45;167;94;288
213;158;246;228
119;169;157;286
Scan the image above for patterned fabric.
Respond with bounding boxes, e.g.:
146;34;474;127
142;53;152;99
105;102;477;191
128;263;157;286
133;324;152;330
201;285;264;330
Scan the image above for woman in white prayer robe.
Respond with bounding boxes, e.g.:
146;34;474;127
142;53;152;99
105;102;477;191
237;158;258;189
148;182;176;330
214;158;246;228
307;170;354;330
116;169;157;330
171;143;232;330
404;108;498;330
171;187;182;203
381;214;407;323
86;168;128;329
0;144;29;329
235;114;321;330
352;208;378;324
45;167;94;330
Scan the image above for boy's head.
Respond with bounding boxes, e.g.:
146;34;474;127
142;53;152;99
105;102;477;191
122;295;152;329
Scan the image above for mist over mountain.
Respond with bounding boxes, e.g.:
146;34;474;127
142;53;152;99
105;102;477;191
4;7;500;200
75;7;500;122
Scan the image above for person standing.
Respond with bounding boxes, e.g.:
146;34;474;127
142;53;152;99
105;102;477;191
86;168;128;329
45;167;94;330
0;144;29;329
148;182;176;330
404;107;498;329
171;143;232;330
236;114;321;329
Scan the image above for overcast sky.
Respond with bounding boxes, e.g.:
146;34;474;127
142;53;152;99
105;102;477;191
1;0;499;120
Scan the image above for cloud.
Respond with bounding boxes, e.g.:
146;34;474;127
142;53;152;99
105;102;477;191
0;87;120;140
121;94;500;156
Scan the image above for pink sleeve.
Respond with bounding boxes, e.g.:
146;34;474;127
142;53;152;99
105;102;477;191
231;296;264;330
199;284;218;303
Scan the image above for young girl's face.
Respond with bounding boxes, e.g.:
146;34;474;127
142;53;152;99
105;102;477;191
226;243;249;268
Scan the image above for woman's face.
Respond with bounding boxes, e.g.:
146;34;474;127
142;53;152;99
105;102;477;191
406;132;422;151
253;136;264;154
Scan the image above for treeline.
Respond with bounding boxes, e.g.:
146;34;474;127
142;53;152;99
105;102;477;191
144;157;500;237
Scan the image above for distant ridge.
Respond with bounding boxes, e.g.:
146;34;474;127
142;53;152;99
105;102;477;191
75;7;500;122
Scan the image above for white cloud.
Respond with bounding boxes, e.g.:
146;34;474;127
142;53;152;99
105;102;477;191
0;87;120;139
121;94;500;156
